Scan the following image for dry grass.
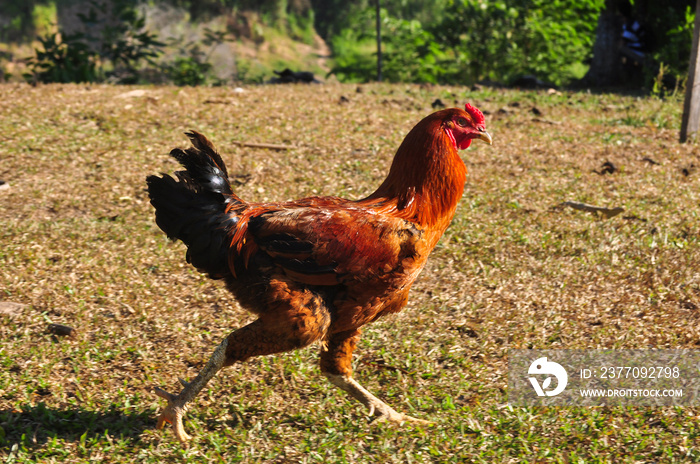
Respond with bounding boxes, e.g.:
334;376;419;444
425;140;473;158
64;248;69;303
0;82;699;462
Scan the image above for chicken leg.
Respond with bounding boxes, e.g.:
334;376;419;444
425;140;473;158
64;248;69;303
155;337;228;443
155;303;331;444
320;329;431;425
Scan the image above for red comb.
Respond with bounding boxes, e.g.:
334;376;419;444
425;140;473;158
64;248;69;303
464;103;485;126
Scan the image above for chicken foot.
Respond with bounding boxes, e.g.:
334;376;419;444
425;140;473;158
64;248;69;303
155;337;229;444
320;329;430;425
325;373;431;424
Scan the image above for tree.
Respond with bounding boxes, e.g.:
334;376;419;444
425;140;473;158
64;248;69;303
582;0;696;88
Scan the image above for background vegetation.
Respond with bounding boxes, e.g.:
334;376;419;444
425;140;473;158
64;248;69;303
0;0;696;88
329;0;605;86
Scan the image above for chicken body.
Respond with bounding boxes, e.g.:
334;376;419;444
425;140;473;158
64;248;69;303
146;104;491;443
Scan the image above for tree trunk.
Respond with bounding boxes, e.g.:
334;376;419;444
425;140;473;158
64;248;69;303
582;0;625;87
680;0;700;142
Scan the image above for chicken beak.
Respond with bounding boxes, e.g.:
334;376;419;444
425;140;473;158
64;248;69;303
477;130;493;145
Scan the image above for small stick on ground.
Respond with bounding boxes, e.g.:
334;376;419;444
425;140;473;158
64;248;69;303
233;141;297;150
558;201;625;219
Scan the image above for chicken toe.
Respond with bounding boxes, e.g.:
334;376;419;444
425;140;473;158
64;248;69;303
370;409;433;425
155;388;192;444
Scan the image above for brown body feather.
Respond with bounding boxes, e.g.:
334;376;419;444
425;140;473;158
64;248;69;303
219;110;470;335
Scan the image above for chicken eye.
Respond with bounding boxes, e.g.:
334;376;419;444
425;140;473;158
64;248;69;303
456;117;468;127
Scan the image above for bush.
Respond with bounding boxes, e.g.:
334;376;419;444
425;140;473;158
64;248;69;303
329;27;377;82
434;0;605;85
25;32;99;83
329;0;605;86
25;0;164;84
166;54;212;86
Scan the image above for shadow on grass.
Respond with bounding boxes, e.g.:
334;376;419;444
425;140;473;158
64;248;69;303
0;402;153;448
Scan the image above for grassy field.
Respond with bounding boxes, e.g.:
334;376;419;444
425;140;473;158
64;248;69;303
0;82;699;462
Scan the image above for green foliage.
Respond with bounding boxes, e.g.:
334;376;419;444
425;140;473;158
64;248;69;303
286;7;316;45
380;16;450;83
515;0;604;83
8;0;698;88
330;9;451;84
235;57;272;83
25;32;99;83
329;0;605;85
312;0;450;39
0;1;37;41
166;55;211;86
31;2;57;37
24;0;164;84
329;28;378;82
434;0;605;85
435;0;522;83
648;4;696;90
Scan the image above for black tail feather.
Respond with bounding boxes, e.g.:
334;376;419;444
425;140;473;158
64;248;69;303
146;132;243;279
185;131;229;178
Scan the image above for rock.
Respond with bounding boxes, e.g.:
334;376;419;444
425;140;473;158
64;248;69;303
268;68;320;84
511;74;556;89
47;323;77;338
594;161;618;175
0;302;25;318
431;98;446;109
116;89;148;99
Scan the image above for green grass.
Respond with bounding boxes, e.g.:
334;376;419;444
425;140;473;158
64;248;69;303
0;83;699;462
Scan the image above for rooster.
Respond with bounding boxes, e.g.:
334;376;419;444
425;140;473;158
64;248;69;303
146;104;491;443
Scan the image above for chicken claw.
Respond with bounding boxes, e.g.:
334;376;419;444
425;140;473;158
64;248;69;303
325;373;432;427
370;410;433;426
366;398;433;425
155;387;192;444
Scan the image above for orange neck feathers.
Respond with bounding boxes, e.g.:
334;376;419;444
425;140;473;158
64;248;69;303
364;112;468;230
